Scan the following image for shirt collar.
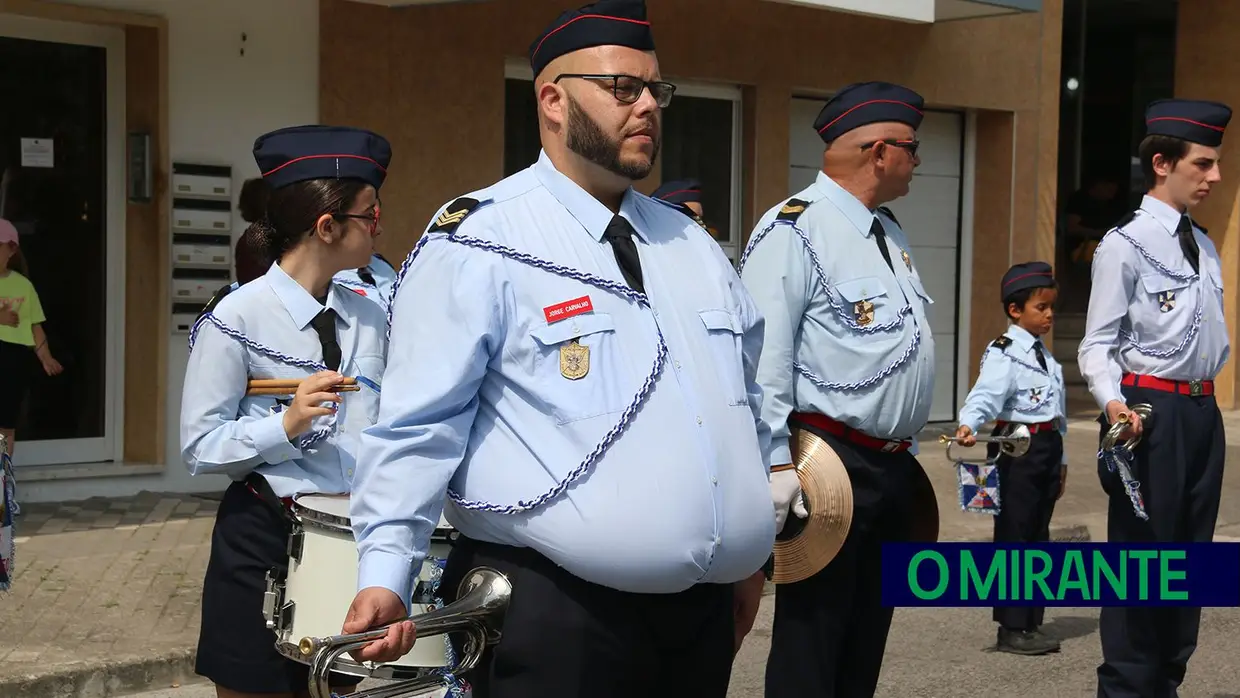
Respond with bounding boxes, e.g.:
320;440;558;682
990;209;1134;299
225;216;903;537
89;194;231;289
1005;323;1039;352
265;261;352;331
533;150;647;243
1139;194;1190;236
812;170;880;237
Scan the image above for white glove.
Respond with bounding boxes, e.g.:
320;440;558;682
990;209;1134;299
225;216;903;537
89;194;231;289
771;468;809;534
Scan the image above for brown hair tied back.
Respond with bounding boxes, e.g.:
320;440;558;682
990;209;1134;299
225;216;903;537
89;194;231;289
262;178;369;263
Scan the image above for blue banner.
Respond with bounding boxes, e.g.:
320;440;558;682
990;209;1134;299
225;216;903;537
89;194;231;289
881;543;1240;607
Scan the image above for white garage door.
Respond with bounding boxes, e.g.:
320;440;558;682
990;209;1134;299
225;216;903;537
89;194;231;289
787;98;966;423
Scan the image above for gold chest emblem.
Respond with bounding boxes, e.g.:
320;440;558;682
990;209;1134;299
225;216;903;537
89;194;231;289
854;299;876;326
560;338;590;380
901;249;912;271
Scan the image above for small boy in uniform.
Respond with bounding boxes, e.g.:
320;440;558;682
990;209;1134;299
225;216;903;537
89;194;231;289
955;260;1068;656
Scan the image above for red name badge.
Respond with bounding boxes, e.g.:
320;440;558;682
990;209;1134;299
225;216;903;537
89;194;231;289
544;295;593;324
350;288;368;297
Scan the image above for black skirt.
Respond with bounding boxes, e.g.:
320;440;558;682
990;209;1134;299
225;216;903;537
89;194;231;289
195;478;362;693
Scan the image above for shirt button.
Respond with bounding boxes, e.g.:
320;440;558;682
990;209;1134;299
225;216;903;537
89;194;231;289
712;476;718;485
675;360;682;369
714;536;722;545
697;416;703;425
347;468;354;477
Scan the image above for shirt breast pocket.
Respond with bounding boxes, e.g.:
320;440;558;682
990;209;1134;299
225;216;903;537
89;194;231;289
529;312;631;425
245;362;305;416
1140;273;1192;316
699;309;747;406
1013;374;1051;412
834;276;900;330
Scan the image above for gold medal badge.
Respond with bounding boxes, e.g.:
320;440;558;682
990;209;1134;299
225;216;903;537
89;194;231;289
560;338;590;380
901;249;912;271
854;300;875;327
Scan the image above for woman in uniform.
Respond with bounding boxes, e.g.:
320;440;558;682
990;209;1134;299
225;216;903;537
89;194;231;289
180;125;391;698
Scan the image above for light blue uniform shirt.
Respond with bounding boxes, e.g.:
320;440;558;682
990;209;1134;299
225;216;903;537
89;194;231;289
180;262;388;498
958;324;1068;464
351;150;776;607
1077;195;1229;410
334;254;398;313
739;171;936;466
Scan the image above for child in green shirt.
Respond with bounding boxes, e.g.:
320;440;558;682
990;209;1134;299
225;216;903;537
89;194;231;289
0;218;63;456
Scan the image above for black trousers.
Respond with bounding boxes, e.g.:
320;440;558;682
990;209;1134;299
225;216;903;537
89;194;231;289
764;423;920;698
1095;385;1225;698
989;426;1064;630
439;535;736;698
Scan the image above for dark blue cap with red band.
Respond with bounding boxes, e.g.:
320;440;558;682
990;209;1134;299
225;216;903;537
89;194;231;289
529;0;655;76
1145;98;1232;148
813;81;925;144
652;178;702;204
253;125;391;191
1001;261;1055;302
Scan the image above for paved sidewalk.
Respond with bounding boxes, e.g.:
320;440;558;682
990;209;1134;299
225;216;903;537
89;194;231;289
3;413;1240;698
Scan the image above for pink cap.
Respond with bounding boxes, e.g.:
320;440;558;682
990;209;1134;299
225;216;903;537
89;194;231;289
0;219;17;246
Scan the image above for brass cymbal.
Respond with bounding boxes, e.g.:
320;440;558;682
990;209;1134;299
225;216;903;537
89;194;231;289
772;428;854;584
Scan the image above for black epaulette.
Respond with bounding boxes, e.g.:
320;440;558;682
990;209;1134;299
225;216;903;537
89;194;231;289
776;198;811;224
197;283;234;321
357;266;377;286
673;202;712;233
427;197;481;234
1113;209;1138;231
1198;223;1209;236
990;335;1012;351
877;205;900;227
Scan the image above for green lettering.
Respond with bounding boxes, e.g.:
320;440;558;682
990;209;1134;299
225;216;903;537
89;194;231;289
909;551;949;599
1058;550;1090;601
1023;550;1054;601
962;550;1004;601
1092;550;1127;600
1009;548;1020;602
1159;550;1188;601
1130;550;1158;601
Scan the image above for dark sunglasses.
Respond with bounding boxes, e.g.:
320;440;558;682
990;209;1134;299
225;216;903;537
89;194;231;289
861;139;920;157
554;73;677;108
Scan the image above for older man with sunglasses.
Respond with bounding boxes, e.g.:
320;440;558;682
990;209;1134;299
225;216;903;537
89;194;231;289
739;81;935;698
339;1;775;696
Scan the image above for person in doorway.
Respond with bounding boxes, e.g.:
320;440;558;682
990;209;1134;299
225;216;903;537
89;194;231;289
1078;98;1231;698
652;178;717;238
1064;174;1124;266
0;217;64;458
955;261;1067;656
738;80;935;698
180;125;391;698
340;1;775;695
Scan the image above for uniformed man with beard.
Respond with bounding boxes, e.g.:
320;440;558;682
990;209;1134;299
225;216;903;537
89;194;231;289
339;1;776;696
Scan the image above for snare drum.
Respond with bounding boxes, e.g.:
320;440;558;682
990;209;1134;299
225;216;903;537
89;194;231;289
263;493;457;676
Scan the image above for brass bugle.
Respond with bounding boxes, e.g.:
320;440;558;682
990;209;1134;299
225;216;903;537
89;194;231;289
939;423;1032;458
246;377;359;396
1101;403;1153;452
300;566;512;698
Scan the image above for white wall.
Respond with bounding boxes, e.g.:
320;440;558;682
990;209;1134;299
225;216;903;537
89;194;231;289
19;0;320;502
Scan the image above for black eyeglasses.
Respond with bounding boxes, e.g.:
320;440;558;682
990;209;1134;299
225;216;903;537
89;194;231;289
332;202;381;235
554;73;677;108
861;139;920;157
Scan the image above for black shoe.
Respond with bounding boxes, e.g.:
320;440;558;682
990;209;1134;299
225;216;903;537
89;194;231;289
996;627;1061;655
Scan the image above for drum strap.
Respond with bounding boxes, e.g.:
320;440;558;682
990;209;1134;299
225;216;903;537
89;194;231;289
243;472;298;526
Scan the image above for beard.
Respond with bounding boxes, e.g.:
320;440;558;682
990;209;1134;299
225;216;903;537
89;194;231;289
565;96;659;181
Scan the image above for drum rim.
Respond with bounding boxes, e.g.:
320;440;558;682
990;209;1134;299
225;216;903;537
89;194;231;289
273;641;450;679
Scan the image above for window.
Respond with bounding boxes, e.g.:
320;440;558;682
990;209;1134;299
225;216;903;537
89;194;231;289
502;62;744;263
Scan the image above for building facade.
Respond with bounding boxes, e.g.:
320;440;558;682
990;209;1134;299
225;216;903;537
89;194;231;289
1;0;1228;503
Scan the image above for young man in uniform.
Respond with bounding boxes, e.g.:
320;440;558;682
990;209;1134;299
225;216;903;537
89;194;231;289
739;81;935;698
955;261;1067;656
1077;97;1231;698
339;1;774;695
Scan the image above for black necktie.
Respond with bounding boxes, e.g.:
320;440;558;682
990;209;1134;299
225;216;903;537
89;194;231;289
603;215;645;294
870;218;895;273
1177;215;1201;274
311;308;341;371
1033;340;1048;372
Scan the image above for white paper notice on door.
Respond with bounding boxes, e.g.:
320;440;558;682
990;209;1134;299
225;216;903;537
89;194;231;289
20;138;54;168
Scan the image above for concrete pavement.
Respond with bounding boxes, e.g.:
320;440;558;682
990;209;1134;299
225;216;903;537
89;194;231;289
4;413;1240;698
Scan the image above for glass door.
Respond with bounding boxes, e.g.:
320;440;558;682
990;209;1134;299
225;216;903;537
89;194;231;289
0;15;124;466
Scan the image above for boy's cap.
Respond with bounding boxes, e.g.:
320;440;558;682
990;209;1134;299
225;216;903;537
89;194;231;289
1002;261;1054;302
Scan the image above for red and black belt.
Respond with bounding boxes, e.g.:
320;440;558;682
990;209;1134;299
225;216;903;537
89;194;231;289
1121;373;1213;397
790;412;912;453
996;419;1059;434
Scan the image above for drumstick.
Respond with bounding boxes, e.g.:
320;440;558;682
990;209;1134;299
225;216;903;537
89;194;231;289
246;377;360;396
